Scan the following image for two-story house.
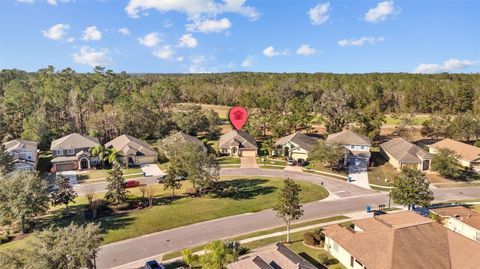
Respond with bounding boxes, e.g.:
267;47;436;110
2;139;38;172
50;133;100;172
326;130;371;171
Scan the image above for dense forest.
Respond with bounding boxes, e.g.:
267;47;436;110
1;66;479;148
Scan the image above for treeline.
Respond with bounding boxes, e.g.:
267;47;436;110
1;66;479;147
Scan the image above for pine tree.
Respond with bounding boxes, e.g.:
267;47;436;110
50;175;77;214
104;162;127;205
164;166;182;199
274;178;304;243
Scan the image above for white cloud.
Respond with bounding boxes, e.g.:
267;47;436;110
176;56;184;62
42;24;70;40
308;3;330;25
241;55;254;67
296;44;316;55
125;0;259;20
186;18;231;33
364;1;397;23
414;59;479;74
263;46;287;57
82;26;102;41
178;33;198;48
153;45;175;59
338;36;384;47
16;0;35;3
72;46;112;67
118;27;131;36
47;0;73;6
67;37;75;43
138;32;161;47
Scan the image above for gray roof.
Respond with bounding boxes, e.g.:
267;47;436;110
162;132;204;148
51;156;79;163
50;133;100;150
326;130;371;146
275;132;317;152
3;139;38;151
219;130;258;149
380;137;431;163
105;135;157;157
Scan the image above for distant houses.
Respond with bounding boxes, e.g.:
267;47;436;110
50;133;101;172
380;137;431;171
326;130;371;170
429;138;480;171
218;130;258;157
105;134;157;166
323;211;480;269
430;206;480;243
273;131;317;162
162;132;206;152
2;139;38;172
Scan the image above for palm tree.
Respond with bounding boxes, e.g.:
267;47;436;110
89;145;107;168
105;148;119;165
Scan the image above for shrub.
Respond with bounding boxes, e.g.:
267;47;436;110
313;228;325;242
474;140;480;148
303;232;316;246
318;252;329;265
0;230;10;244
84;199;112;219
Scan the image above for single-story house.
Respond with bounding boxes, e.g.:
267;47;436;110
380;137;431;171
326;130;371;171
105;135;158;166
227;243;316;269
429;139;480;171
430;206;480;243
218;130;258;157
50;133;100;172
323;211;480;269
273;131;317;161
162;132;206;152
2;139;38;172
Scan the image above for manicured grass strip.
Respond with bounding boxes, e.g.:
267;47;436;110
259;165;285;170
433;182;480;188
161;215;347;261
217;157;241;164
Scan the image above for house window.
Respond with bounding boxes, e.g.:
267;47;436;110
68;149;75;155
350;145;355;149
360;146;365;150
56;149;63;156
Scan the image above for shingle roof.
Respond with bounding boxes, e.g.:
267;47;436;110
431;206;480;230
275;132;317;152
105;135;157;157
50;133;100;150
162;132;204;148
380;137;431;164
227;243;316;269
3;139;38;151
326;130;371;146
323;211;480;269
219;130;258;149
430;139;480;162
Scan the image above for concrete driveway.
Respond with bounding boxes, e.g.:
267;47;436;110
56;170;78;184
141;164;164;177
240;157;258;168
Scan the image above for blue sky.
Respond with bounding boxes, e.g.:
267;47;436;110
0;0;479;73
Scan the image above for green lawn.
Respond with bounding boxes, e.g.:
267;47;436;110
77;167;143;181
257;158;287;166
368;152;398;187
0;176;328;249
217;157;241;165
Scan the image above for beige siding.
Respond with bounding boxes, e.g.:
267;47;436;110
443;217;480;243
137;155;157;165
325;236;366;269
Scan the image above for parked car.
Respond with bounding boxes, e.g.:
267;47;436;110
156;174;186;183
123;180;140;188
144;260;164;269
373;210;387;216
287;158;295;166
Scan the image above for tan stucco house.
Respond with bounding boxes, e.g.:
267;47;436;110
429;139;480;172
323;211;480;269
273;131;317;161
50;133;100;172
430;206;480;243
380;137;431;171
218;130;258;157
105;135;157;166
2;139;38;172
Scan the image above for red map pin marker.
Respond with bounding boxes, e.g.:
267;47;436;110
229;106;248;130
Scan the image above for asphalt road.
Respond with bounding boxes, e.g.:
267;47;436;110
92;168;480;269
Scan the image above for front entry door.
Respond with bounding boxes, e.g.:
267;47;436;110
80;158;89;169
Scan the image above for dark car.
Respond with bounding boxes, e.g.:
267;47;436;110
373;210;387;216
144;260;164;269
156;174;186;183
123;180;140;188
